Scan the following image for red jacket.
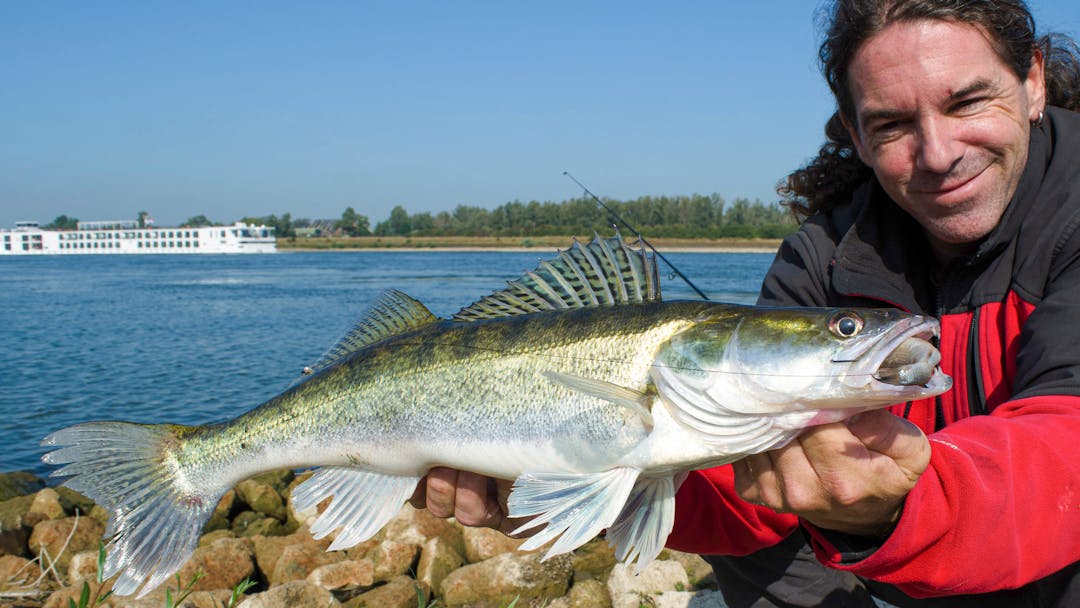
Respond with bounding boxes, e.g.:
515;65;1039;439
667;106;1080;599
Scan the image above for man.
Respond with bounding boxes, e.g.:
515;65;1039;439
412;1;1080;605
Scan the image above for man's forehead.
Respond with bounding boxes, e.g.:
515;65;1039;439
847;19;1013;113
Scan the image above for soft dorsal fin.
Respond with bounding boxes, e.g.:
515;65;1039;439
452;233;661;321
296;289;437;383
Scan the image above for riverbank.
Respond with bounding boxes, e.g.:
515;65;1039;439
278;235;782;253
0;470;722;607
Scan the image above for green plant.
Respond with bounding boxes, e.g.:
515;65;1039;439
164;570;205;608
67;542;113;608
219;577;257;608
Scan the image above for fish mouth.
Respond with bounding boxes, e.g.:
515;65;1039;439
839;315;951;393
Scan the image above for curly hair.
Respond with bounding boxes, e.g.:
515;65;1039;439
780;0;1080;219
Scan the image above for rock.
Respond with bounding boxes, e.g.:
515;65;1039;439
440;552;573;607
382;504;464;556
236;515;290;538
306;559;375;591
415;536;463;594
660;549;717;590
55;487;95;516
566;579;612;608
250;470;295;496
572;538;617;579
343;575;428;608
67;549;100;585
269;539;345;586
176;537;256;592
236;479;287;521
197;528;236;548
237;580;341;608
286;472;318;529
122;588;245;608
28;516;105;573
0;494;34;556
0;471;45;501
204;488;237;533
462;526;528;563
366;540;420;582
606;561;690;608
29;488;67;520
0;554;42;589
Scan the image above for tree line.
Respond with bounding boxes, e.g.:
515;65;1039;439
42;194;798;240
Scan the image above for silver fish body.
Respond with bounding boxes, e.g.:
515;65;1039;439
42;236;951;596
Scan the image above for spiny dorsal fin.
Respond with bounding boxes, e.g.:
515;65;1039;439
452;232;661;321
297;289;437;382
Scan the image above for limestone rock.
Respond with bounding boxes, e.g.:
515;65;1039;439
236;479;286;521
197;528;236;548
306;559;375;591
367;539;420;582
416;536;464;594
0;494;34;556
382;504;464;556
606;561;690;608
29;488;67;520
237;580;341;608
268;539;345;586
461;526;527;563
54;487;95;516
440;552;573;607
572;538;617;579
204;488;237;533
343;575;428;608
0;472;45;501
660;549;717;590
67;549;100;585
252;530;328;579
567;579;612;608
177;537;255;592
28;516;105;572
0;554;42;589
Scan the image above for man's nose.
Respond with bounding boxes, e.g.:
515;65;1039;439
914;116;963;174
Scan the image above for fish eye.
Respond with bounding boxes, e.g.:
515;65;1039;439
829;311;864;338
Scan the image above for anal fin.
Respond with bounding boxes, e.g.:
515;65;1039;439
508;467;639;559
292;466;420;551
605;475;676;568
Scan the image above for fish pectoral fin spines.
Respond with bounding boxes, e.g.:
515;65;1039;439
543;371;654;430
292;466;421;551
606;475;676;568
41;421;218;598
508;467;640;559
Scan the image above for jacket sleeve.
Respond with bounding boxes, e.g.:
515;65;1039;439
667;226;831;554
804;234;1080;596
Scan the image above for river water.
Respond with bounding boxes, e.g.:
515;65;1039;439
0;249;774;475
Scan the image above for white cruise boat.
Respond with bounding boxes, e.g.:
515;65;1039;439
0;219;276;255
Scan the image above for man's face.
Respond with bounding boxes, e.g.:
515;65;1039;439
844;20;1045;259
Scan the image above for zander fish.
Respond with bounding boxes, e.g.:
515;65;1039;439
42;235;951;597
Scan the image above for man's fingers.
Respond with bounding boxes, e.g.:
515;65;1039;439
846;409;930;479
453;470;501;527
423;467;460;518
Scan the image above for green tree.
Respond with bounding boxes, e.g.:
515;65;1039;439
334;207;371;236
181;215;214;227
44;214;78;230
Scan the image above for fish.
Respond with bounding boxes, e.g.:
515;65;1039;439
41;234;952;597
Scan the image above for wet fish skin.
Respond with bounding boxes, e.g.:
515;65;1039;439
40;236;951;597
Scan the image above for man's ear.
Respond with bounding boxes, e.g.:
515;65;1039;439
841;113;869;165
1025;46;1047;123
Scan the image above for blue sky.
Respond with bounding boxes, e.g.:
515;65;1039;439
3;1;1078;228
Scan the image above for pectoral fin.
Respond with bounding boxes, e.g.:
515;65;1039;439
292;467;421;551
509;467;639;559
544;371;654;430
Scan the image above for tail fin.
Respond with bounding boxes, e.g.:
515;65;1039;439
41;421;217;597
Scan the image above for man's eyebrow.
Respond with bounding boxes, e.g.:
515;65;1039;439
949;78;995;101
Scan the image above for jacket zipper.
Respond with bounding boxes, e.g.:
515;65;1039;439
966;306;989;416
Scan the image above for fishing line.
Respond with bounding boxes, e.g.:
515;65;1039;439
563;171;711;301
379;339;893;379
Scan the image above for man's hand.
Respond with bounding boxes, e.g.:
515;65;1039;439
733;409;931;537
408;467;529;537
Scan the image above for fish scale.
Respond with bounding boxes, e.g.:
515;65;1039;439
41;234;952;597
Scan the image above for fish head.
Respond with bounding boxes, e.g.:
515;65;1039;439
654;306;952;416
